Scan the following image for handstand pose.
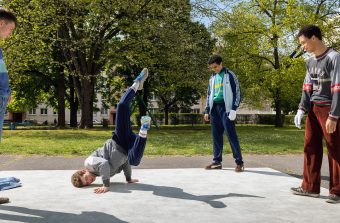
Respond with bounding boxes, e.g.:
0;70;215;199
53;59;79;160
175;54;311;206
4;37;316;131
71;68;150;194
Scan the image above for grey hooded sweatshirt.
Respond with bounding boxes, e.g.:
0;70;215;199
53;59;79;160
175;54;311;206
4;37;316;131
84;139;132;187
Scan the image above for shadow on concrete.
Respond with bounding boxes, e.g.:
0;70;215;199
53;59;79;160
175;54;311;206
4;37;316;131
110;182;264;208
241;169;294;177
287;173;330;182
224;168;330;183
0;205;127;223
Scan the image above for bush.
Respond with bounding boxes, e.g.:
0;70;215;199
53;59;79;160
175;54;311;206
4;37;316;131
257;114;285;125
169;113;204;125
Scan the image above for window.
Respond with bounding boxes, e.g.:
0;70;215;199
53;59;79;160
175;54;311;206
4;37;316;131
40;108;48;115
29;109;36;115
101;108;108;115
151;93;157;101
53;110;57;115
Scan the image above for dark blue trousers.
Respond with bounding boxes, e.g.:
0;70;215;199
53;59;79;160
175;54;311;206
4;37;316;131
112;88;147;166
210;103;243;165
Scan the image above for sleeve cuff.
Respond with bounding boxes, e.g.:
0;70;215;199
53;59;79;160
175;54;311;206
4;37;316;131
328;114;339;121
103;179;110;187
299;107;307;112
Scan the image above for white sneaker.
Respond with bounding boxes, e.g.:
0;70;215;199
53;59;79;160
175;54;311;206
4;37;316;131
134;68;149;90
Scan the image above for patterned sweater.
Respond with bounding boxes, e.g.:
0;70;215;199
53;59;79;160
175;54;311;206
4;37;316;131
299;48;340;121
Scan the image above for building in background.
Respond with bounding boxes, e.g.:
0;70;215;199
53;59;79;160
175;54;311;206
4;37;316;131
4;93;274;125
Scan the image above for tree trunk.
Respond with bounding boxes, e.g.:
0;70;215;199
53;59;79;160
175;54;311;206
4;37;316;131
274;91;283;127
164;107;169;125
139;82;149;118
69;75;78;127
77;78;95;128
57;74;66;127
273;38;283;127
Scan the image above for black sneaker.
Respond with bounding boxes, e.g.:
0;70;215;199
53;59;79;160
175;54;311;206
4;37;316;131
290;187;319;198
326;194;340;204
205;163;222;170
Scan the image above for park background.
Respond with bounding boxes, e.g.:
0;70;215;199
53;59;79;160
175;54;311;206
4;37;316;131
0;0;339;156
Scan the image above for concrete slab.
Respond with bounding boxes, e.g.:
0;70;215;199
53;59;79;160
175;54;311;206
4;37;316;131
0;168;338;223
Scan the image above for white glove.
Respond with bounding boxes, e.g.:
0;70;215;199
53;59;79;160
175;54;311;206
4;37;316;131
228;110;237;121
294;109;304;129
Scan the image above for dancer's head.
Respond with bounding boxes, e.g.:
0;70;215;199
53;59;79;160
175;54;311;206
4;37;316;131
71;169;97;187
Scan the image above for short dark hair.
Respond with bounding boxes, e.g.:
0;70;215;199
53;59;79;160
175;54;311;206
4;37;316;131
0;8;17;27
208;55;223;65
298;25;322;40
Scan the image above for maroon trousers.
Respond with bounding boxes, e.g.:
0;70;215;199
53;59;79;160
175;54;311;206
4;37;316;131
302;104;340;195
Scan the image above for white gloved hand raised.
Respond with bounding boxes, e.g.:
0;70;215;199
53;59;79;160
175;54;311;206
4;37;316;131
228;110;237;121
294;109;305;129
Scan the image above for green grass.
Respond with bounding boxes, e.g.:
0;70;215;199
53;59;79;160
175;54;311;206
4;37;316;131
0;125;306;156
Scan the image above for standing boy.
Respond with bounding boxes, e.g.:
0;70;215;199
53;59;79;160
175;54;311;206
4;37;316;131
204;55;244;172
71;68;150;194
0;8;17;204
291;25;340;204
0;9;17;142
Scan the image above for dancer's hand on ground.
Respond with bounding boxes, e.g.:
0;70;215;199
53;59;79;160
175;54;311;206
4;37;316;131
326;119;337;134
127;179;139;184
204;114;209;122
94;186;109;194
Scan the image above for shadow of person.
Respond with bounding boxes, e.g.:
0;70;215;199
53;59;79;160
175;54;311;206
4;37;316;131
287;173;330;182
240;169;294;177
0;205;128;223
239;169;330;187
110;182;264;208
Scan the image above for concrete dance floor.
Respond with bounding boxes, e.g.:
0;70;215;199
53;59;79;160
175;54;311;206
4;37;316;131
0;168;339;223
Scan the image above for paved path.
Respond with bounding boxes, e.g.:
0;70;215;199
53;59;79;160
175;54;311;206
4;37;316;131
0;154;331;188
1;168;338;223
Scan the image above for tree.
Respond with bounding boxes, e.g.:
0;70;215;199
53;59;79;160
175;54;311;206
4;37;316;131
2;0;68;126
4;0;208;128
98;0;215;125
146;18;214;125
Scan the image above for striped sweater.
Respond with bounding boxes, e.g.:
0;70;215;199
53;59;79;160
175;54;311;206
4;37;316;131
0;48;11;96
299;48;340;121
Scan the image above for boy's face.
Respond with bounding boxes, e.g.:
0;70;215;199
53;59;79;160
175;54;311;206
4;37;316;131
80;170;97;186
209;62;223;73
299;34;317;54
0;20;15;40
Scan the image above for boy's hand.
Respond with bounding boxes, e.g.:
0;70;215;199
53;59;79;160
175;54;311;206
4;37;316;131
127;179;139;183
204;114;209;122
94;186;109;194
326;118;337;134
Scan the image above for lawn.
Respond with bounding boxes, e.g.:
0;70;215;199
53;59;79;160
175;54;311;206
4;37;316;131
0;125;306;156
